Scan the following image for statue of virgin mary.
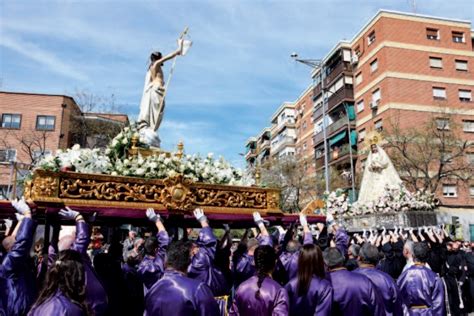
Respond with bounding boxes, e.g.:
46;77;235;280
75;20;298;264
357;134;403;204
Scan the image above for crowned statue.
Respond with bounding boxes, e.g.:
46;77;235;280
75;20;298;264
137;28;192;148
357;131;403;204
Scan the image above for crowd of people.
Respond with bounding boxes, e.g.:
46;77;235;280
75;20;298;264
0;197;473;316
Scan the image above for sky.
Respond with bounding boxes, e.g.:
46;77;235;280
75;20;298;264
1;0;473;168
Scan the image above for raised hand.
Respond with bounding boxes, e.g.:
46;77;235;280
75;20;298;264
15;213;25;222
299;212;308;227
58;206;80;220
253;211;264;226
11;197;31;215
193;208;207;223
146;208;161;223
4;218;13;229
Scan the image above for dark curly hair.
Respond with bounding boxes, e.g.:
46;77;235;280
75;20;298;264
254;245;276;299
34;249;91;315
167;240;193;273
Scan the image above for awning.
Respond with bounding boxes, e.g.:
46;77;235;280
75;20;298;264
347;105;356;121
350;130;357;146
329;130;346;146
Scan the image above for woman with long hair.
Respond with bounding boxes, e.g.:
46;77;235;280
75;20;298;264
229;245;288;316
285;244;333;316
28;249;91;316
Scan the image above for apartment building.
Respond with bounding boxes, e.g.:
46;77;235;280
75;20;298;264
294;85;315;173
270;102;297;158
0;91;128;198
245;127;272;167
350;11;474;208
312;42;357;193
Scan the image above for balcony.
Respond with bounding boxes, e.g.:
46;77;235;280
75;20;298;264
325;61;352;87
271;136;296;153
274;118;296;134
313;83;322;98
245;148;257;160
313;119;355;146
315;144;357;169
313;105;323;121
260;140;270;150
327;86;354;112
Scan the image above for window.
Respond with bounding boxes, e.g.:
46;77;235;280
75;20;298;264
358;129;366;142
1;114;21;129
370;59;378;72
463;120;474;132
442;185;457;197
432;87;446;99
455;60;468;71
459;89;472;102
355;73;362;85
426;28;440;40
303;142;307;150
354;46;361;56
357;100;365;112
372;88;381;105
32;150;52;161
470;186;474;197
367;31;376;45
375;119;383;132
436;118;450;130
0;149;16;162
429;57;443;69
36;115;56;130
468;153;474;165
452;31;465;43
302;121;307;130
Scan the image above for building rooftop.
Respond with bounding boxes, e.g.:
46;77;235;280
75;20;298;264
83;112;129;124
270;102;295;123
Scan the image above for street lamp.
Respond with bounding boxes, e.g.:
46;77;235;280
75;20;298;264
291;53;330;192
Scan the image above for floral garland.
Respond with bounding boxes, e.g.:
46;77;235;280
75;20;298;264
35;125;244;185
323;185;436;216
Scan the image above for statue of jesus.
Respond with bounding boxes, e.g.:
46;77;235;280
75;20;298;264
357;141;403;204
137;41;183;147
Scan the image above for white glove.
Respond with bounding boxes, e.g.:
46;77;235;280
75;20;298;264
253;212;264;226
223;224;230;232
15;213;25;221
193;208;207;223
275;226;286;235
363;229;367;239
381;226;386;235
59;206;80;220
11;197;31;214
299;213;308;227
146;208;161;223
4;218;13;229
326;212;334;225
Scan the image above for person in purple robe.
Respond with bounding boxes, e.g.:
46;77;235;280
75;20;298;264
1;198;37;316
397;242;445;315
57;207;108;316
285;243;333;316
137;208;169;291
187;208;229;296
278;213;313;282
354;244;402;316
230;244;289;316
28;249;90;316
324;247;384;316
232;212;273;288
144;239;220;316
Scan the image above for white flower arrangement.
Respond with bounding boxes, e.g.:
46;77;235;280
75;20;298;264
34;125;244;186
324;185;436;216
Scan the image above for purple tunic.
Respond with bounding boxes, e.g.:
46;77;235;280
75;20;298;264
233;235;273;288
354;266;402;316
0;218;37;316
279;232;313;281
71;222;108;316
285;276;333;316
230;275;289;316
334;228;349;256
144;270;219;316
28;291;85;316
137;230;169;291
327;268;384;316
397;264;445;315
188;227;229;296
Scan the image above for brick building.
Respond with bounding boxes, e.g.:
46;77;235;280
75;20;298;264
270;102;296;158
0;91;128;198
350;11;474;206
294;85;315;173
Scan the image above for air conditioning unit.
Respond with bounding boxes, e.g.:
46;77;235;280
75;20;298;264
370;101;379;109
351;54;359;65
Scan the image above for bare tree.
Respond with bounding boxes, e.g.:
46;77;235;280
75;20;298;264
385;112;473;193
0;129;51;166
260;155;318;213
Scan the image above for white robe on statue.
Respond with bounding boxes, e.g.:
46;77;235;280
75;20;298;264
137;70;165;147
358;145;402;204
